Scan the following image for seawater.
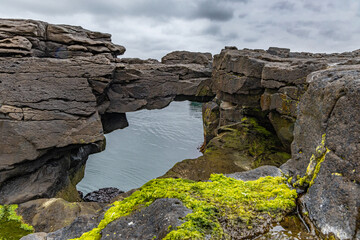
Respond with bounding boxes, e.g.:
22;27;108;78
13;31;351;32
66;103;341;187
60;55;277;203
77;101;203;194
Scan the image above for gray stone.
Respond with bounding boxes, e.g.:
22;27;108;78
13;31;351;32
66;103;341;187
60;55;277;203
20;232;47;240
226;165;283;181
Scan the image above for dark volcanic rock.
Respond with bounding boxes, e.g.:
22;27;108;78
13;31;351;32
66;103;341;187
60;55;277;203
100;198;192;240
45;214;103;240
281;66;360;239
83;187;124;203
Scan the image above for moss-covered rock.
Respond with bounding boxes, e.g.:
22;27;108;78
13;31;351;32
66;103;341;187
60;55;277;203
0;204;34;240
72;174;297;240
163;117;290;181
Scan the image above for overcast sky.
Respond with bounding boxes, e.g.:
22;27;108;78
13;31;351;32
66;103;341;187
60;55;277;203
1;0;359;59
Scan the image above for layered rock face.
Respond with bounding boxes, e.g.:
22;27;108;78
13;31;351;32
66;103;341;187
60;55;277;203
0;19;213;204
210;47;358;149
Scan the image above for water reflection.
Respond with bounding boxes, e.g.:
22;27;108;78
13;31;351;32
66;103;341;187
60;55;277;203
77;101;203;194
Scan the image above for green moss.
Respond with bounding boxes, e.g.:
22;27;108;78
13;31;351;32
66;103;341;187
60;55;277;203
73;174;297;240
0;204;34;240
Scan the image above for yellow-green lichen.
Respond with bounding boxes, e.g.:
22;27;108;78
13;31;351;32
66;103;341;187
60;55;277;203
0;204;34;240
73;174;297;240
294;134;330;188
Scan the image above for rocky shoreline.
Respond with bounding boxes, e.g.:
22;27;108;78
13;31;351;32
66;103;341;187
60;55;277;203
0;19;359;240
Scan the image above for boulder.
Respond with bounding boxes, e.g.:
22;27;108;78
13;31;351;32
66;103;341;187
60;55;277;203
83;188;124;203
17;198;103;233
100;198;191;240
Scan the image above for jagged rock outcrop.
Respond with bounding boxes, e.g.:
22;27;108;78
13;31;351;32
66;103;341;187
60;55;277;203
0;19;213;204
210;46;357;150
0;19;125;58
161;50;212;67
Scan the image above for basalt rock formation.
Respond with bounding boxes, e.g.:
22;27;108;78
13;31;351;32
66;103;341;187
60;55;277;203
0;19;213;205
1;19;360;240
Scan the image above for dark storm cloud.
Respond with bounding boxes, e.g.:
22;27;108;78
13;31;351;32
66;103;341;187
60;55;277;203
1;0;237;22
192;0;234;21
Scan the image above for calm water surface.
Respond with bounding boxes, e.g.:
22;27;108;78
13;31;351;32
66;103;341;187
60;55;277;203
77;101;203;194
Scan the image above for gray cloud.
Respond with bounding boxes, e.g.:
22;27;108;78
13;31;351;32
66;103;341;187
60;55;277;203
271;1;295;11
0;0;359;59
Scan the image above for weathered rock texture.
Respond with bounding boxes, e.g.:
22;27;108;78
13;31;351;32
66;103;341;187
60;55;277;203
0;19;213;204
281;66;360;240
